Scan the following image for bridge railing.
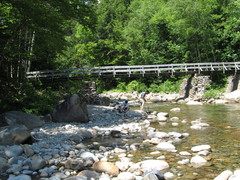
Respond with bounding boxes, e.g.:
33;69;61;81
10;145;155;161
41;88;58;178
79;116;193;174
26;61;240;79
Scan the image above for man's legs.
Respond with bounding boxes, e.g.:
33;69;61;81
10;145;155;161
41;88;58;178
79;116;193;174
140;99;145;111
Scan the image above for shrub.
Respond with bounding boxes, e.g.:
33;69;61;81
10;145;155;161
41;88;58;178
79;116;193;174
126;80;147;92
203;89;223;99
158;79;181;93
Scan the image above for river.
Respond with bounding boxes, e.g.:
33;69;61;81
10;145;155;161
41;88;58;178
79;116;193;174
94;103;240;179
147;103;240;179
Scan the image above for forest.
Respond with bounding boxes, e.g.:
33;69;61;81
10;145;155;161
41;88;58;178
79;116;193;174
0;0;239;114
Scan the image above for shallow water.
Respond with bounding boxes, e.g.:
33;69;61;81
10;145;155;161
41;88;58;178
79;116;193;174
102;103;240;179
135;103;240;179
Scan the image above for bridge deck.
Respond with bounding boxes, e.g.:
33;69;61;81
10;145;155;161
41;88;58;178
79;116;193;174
26;62;240;80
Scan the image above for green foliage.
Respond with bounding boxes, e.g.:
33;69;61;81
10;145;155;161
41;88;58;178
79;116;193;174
155;80;182;93
203;76;227;99
203;88;224;99
111;82;127;92
126;80;147;92
0;79;84;115
107;78;182;94
54;22;98;68
21;87;61;115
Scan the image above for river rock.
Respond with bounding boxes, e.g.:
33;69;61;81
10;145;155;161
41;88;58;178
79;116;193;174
190;155;207;168
148;131;169;139
143;173;159;180
0;111;44;129
170;108;181;112
224;90;240;101
156;142;176;151
29;155;46;171
21;144;34;157
64;176;87;180
156;113;168;122
0;125;30;145
51;94;89;123
8;174;32;180
214;170;233;180
137;160;169;172
79;151;99;167
64;159;84;170
191;145;211;152
5;145;23;158
229;169;240;180
77;170;100;179
164;172;175;179
93;161;119;176
117;172;136;180
144;169;165;180
0;157;10;173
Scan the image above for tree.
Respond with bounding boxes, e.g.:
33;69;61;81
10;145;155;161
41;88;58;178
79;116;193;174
217;0;240;62
162;0;220;63
123;0;188;65
54;22;98;69
0;0;97;80
94;0;131;66
0;0;97;113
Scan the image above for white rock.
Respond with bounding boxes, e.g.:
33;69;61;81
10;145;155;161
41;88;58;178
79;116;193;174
214;170;233;180
190;155;207;168
172;123;179;126
117;172;136;180
156;142;176;151
148;132;169;139
138;160;169;171
224;90;240;100
191;145;211;152
170;108;181;112
179;151;191;156
177;159;190;165
164;172;175;179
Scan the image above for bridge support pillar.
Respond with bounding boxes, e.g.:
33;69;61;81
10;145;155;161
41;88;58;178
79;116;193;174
225;74;240;93
179;74;211;100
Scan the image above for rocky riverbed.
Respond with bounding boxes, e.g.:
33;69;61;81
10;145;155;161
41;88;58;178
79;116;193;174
1;91;240;180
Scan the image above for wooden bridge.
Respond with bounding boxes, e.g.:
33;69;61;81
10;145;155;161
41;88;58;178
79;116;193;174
26;61;240;81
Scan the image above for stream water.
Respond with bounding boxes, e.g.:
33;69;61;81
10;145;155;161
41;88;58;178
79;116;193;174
93;103;240;179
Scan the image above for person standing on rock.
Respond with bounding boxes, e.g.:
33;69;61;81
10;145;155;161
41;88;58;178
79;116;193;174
139;90;150;111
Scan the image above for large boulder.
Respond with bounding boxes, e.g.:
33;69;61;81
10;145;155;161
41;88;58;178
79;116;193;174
51;94;89;123
224;90;240;102
0;125;30;145
0;111;44;129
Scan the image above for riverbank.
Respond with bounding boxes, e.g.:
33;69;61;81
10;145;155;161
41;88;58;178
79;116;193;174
99;90;240;105
1;102;240;180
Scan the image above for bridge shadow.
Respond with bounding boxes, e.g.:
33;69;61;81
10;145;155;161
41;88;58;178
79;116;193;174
176;73;194;102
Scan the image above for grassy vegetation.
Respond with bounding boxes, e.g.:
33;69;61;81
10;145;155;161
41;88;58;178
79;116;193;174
203;74;228;99
108;78;183;93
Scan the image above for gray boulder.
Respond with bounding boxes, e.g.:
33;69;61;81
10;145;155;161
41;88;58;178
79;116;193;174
0;157;10;173
51;94;89;123
0;111;44;129
0;125;30;145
